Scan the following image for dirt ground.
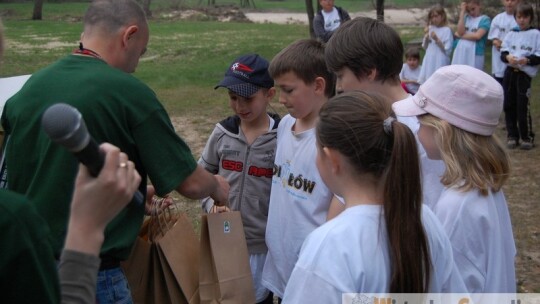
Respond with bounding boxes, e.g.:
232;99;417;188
244;8;429;25
165;8;539;293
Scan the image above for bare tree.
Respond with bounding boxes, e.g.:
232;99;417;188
306;0;316;38
32;0;44;20
376;0;384;22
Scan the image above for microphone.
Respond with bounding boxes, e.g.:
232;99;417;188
41;103;144;206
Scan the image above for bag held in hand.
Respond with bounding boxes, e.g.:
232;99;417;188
122;198;200;304
199;211;255;304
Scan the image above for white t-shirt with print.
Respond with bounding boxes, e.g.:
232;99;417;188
282;205;467;303
322;7;341;32
488;12;517;78
261;114;334;298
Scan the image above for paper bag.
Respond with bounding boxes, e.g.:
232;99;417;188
122;200;200;304
199;211;256;304
158;212;201;304
122;236;152;303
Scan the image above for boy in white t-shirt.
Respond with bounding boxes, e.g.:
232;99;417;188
500;2;540;150
400;47;422;94
325;17;445;208
312;0;351;42
488;0;518;84
261;39;342;301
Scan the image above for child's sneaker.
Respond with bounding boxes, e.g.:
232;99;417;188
520;140;534;150
507;139;517;149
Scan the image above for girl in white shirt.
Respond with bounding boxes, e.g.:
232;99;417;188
393;64;516;293
282;91;466;303
418;4;454;84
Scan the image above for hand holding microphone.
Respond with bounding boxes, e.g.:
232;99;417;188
41;103;144;206
65;143;141;255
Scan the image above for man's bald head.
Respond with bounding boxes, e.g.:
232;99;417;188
83;0;147;37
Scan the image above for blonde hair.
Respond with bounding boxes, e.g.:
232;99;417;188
427;4;448;26
419;114;510;195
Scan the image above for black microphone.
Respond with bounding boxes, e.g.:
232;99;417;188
41;103;144;206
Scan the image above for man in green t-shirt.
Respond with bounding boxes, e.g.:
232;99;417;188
0;1;229;303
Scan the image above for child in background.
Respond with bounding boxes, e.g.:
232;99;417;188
500;2;540;150
313;0;351;43
282;91;466;303
418;4;454;84
199;54;278;304
488;0;518;84
261;39;341;300
393;64;516;293
400;47;422;94
451;0;491;70
325;17;445;208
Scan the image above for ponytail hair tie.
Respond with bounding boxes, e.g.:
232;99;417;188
383;116;396;135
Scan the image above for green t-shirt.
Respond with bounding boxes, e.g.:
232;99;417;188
1;55;197;259
0;190;60;303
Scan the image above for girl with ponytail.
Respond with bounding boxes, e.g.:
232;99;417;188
282;91;465;303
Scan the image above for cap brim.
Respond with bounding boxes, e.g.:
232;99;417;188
392;94;429;117
214;81;260;98
215;75;241;89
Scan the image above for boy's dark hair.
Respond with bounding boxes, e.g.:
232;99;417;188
515;2;535;23
325;17;403;84
405;47;421;60
269;39;335;97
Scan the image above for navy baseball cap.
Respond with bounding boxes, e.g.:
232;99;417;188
215;54;274;98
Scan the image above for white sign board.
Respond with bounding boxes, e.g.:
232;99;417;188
0;75;31;117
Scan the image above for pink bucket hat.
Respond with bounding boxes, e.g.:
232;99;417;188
392;65;503;136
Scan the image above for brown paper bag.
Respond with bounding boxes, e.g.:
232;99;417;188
157;212;201;304
123;200;200;304
199;211;256;304
151;243;174;304
121;236;152;304
156;245;188;303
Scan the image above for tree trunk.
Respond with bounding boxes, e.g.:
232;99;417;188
306;0;315;38
32;0;44;20
376;0;384;22
536;0;540;28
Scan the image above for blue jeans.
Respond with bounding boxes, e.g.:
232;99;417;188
95;267;133;304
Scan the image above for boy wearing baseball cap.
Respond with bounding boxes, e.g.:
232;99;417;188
392;64;516;293
199;54;278;304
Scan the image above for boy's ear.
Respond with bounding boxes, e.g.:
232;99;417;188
314;76;326;95
266;87;276;100
367;69;378;81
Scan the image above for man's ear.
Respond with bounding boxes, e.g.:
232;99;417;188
122;25;139;46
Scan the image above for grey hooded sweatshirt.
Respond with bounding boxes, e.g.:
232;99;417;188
199;113;280;254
